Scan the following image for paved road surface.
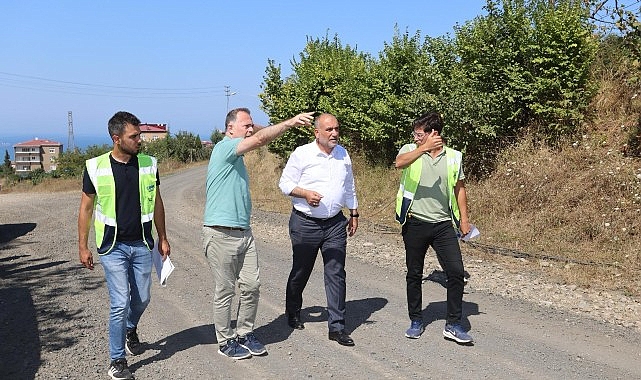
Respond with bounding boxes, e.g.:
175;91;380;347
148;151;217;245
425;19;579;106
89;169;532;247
1;164;640;379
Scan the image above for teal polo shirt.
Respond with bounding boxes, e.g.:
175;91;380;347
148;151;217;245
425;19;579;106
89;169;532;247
203;136;252;229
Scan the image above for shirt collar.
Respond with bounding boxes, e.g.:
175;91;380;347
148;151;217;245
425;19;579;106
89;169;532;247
313;140;335;157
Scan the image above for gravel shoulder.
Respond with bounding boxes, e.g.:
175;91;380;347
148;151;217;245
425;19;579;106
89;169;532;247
1;164;640;379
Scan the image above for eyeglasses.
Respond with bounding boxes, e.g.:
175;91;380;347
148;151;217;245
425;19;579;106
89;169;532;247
411;132;426;139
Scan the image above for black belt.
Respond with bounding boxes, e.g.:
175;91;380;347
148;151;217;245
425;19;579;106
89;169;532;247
206;225;246;231
293;208;341;222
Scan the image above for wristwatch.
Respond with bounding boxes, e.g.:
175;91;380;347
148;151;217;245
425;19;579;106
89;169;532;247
350;213;359;218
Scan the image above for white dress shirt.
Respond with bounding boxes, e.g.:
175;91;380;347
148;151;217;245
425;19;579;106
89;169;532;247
279;141;358;219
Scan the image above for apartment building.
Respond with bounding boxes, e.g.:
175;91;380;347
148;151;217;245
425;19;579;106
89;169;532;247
13;138;63;174
140;123;169;142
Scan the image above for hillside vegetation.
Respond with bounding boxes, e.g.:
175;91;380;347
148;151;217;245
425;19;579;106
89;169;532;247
244;98;640;299
253;0;641;297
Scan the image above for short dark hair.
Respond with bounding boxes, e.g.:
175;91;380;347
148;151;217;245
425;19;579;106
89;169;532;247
225;107;251;130
412;112;443;135
108;111;140;137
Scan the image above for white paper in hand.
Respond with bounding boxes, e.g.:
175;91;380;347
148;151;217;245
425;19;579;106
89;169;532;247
152;245;175;287
460;224;480;242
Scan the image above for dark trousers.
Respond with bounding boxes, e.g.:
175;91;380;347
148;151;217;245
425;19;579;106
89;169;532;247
402;218;465;325
286;210;348;332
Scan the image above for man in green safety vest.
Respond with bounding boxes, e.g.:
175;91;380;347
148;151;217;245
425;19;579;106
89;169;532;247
395;111;474;345
78;111;170;380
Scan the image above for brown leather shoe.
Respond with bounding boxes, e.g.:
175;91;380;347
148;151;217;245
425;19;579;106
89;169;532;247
328;330;355;346
287;312;304;330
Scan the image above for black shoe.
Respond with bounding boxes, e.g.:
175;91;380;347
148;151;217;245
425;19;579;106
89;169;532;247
107;358;134;380
328;330;355;346
287;312;305;330
125;328;144;356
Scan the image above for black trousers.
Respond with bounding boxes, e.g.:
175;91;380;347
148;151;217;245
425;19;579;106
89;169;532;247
286;210;348;332
402;218;465;324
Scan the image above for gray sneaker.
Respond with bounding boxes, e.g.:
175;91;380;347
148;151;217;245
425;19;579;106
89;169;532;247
443;323;473;343
405;320;425;339
218;338;251;360
238;332;267;355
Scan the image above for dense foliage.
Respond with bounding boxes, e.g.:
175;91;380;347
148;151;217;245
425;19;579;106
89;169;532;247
142;131;209;163
51;132;210;181
259;0;602;177
210;130;225;146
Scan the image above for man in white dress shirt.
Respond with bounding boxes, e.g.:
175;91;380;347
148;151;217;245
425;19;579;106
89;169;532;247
278;113;359;346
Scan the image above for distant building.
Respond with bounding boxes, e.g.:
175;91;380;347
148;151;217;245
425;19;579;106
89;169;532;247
13;138;63;174
140;123;169;142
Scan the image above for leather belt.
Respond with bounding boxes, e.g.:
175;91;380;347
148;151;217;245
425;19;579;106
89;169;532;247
293;208;340;222
206;225;246;231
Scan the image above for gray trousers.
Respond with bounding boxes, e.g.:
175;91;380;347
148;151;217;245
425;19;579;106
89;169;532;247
286;210;348;332
203;226;260;345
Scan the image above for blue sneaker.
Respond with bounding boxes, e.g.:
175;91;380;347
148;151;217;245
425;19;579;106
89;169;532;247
404;320;424;339
218;338;251;360
443;323;473;343
238;332;267;356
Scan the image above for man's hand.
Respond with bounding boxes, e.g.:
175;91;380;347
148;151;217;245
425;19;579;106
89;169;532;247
79;247;94;270
348;217;358;236
158;237;171;261
305;190;323;207
287;112;315;128
419;130;443;152
459;220;471;237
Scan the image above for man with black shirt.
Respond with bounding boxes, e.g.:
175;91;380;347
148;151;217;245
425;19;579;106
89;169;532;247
78;111;170;380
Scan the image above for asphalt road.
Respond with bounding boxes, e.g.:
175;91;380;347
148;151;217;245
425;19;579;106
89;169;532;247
1;164;640;379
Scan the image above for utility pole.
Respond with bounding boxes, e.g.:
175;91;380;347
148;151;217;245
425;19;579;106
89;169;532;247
67;111;75;152
224;85;237;112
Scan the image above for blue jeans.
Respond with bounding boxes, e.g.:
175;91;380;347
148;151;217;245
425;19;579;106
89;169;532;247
100;241;152;360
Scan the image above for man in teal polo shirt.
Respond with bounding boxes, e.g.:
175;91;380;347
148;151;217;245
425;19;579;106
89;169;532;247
202;108;313;360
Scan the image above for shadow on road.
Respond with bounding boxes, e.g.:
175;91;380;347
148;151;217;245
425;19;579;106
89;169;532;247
0;246;103;378
255;297;388;345
421;299;480;344
0;222;36;244
132;324;217;371
0;287;39;379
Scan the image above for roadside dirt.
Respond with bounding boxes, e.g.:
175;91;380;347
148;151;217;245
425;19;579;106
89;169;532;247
1;164;640;379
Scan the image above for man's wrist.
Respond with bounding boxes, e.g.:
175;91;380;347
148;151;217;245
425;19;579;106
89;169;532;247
349;213;359;218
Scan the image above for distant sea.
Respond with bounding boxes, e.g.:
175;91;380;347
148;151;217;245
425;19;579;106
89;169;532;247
0;134;111;160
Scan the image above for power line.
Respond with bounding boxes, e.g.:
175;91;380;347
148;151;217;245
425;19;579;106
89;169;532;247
0;82;224;98
0;71;225;91
0;71;229;99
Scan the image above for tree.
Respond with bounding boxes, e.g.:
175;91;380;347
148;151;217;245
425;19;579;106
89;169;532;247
369;30;455;165
169;132;208;163
210;130;225;145
259;34;375;161
55;144;110;178
259;0;600;177
1;149;12;176
448;0;597;176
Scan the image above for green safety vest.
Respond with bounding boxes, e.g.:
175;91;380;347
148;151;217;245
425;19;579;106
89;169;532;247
86;152;157;255
395;146;462;228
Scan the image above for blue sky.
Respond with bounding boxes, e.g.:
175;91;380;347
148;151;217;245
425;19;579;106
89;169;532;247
0;0;487;148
